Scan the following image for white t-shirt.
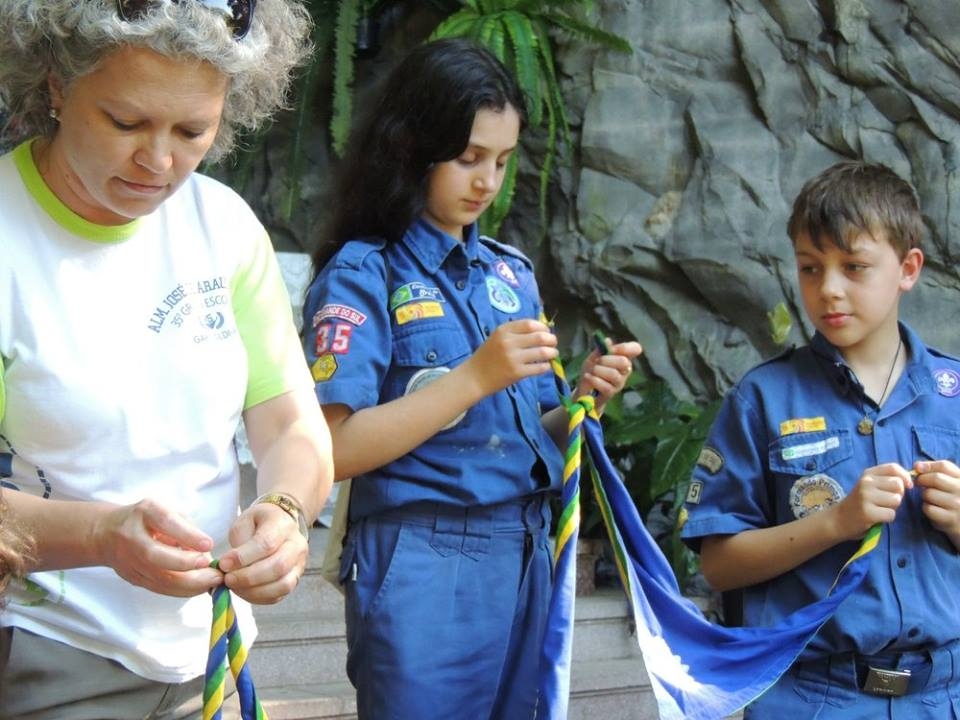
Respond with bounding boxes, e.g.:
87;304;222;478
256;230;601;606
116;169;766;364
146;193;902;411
0;140;311;682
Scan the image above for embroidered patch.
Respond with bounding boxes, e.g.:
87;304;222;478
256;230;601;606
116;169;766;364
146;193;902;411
405;367;465;430
685;480;704;505
311;353;338;382
486;276;521;313
933;368;960;398
389;282;445;311
396;301;444;325
789;474;844;519
696;447;724;474
781;436;840;461
494;260;519;287
314;322;353;355
312;303;367;328
779;417;827;436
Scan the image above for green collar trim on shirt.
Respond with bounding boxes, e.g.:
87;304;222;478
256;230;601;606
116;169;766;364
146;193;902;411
13;139;142;244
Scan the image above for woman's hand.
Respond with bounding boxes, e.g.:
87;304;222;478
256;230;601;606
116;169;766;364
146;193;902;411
98;498;222;597
217;501;308;604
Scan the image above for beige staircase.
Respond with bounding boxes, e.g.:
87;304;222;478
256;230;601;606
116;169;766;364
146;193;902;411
248;526;667;720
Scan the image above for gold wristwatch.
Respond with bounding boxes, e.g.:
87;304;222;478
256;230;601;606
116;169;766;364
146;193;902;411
254;492;309;541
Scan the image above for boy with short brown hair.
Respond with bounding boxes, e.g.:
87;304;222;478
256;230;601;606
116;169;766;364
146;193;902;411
682;161;960;718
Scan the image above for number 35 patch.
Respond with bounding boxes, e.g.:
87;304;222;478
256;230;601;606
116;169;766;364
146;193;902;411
315;322;353;355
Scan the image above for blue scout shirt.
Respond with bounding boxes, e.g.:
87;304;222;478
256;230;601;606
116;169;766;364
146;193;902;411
682;323;960;659
303;219;564;520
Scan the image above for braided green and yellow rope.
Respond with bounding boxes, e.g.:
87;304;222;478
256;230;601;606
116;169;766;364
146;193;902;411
203;560;268;720
537;347;596;718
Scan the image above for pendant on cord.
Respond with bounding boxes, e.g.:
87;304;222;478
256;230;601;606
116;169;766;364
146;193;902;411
858;417;874;435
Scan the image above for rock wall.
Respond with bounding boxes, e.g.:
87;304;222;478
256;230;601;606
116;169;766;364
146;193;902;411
229;0;960;405
534;0;960;401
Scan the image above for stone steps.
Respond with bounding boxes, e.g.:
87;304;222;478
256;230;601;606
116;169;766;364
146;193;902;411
245;526;665;719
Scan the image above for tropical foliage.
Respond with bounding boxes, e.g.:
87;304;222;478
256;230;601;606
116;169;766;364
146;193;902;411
562;340;721;591
219;1;631;233
429;1;631;235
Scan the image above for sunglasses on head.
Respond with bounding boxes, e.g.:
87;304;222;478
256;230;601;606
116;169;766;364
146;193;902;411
116;0;256;40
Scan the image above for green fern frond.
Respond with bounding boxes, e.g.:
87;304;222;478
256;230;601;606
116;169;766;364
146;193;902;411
281;57;323;221
531;19;570;146
538;92;558;234
477;0;509;12
480;152;519;236
330;0;361;157
543;11;633;53
477;14;506;54
501;12;543;126
430;8;482;39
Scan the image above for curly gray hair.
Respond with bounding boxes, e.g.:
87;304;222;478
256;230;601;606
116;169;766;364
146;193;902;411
0;0;312;161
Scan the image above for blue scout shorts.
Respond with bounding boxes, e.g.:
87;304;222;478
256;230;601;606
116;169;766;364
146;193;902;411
744;639;960;719
340;495;553;720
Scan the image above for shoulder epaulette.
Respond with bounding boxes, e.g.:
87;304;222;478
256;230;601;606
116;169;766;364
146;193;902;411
478;235;534;269
332;236;388;272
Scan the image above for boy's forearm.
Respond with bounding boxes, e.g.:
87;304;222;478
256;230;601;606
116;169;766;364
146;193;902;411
699;508;847;591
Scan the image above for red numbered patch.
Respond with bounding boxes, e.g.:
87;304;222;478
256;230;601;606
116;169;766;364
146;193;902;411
315;322;353;355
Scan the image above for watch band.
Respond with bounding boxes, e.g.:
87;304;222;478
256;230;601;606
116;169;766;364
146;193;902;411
254;492;309;541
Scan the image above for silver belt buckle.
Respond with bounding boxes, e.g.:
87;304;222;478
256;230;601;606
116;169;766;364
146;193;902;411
863;666;911;696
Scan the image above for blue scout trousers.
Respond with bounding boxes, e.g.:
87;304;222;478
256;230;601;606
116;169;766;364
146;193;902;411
340;496;553;720
744;639;960;719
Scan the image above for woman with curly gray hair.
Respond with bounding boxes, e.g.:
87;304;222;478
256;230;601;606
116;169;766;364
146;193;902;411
0;2;333;717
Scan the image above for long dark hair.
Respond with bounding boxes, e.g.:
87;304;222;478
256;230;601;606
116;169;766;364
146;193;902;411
310;37;528;276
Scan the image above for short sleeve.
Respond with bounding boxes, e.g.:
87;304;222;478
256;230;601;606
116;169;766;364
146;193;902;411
301;246;392;412
680;384;772;551
232;230;312;409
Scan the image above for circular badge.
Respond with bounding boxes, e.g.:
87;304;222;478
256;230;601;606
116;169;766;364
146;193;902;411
933;368;960;398
789;474;845;519
486;276;521;314
405;367;466;430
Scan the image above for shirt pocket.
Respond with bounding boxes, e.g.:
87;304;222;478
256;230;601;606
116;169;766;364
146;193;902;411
913;425;960;465
769;430;853;477
384;323;473;425
768;430;853;521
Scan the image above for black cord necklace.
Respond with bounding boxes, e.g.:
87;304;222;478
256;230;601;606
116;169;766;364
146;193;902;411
856;337;902;436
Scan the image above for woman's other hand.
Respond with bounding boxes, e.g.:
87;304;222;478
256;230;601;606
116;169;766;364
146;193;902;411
98;498;222;597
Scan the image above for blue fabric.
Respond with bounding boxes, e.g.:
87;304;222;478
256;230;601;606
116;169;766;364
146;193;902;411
304;219;564;718
682;322;960;659
743;639;960;719
339;498;552;720
536;389;584;720
302;219;563;519
571;405;880;720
